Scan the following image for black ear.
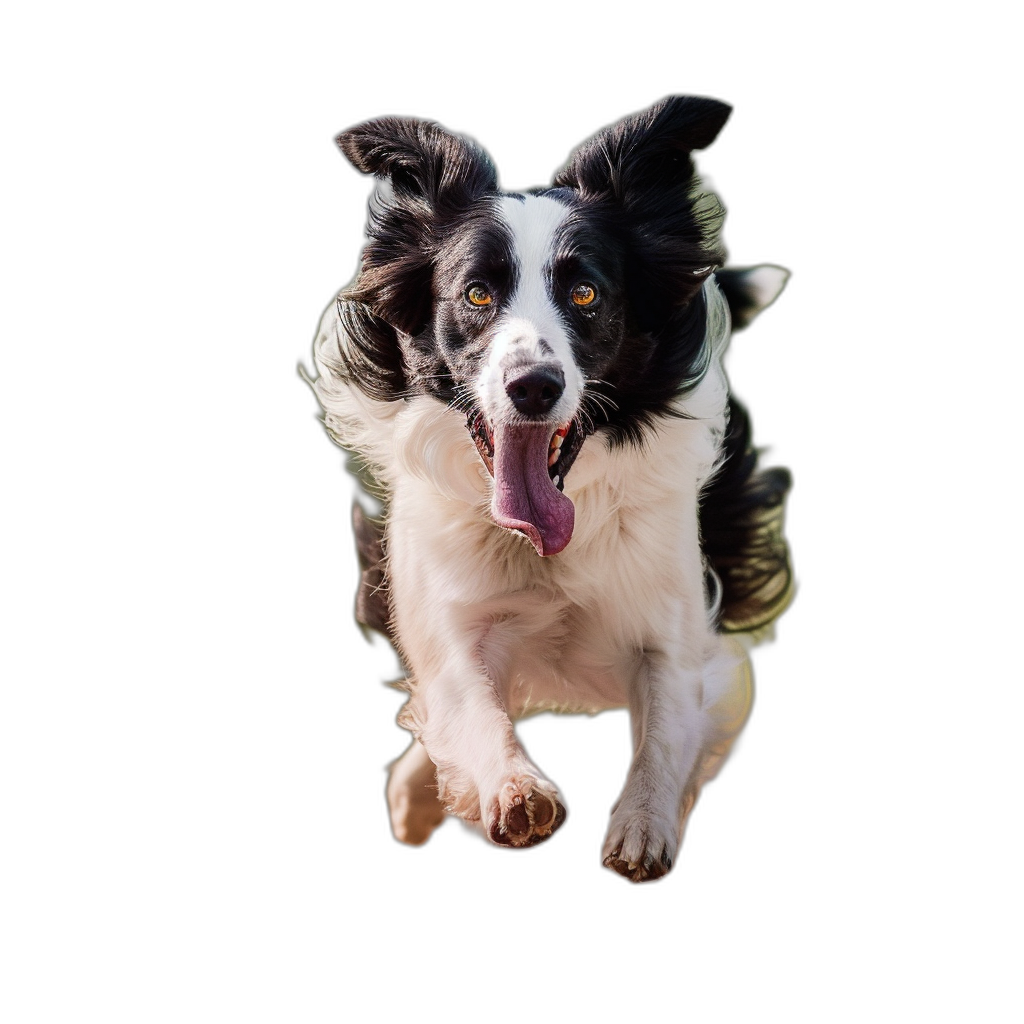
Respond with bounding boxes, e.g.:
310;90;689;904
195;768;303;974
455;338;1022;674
554;96;732;315
336;116;497;215
335;117;498;338
554;95;731;201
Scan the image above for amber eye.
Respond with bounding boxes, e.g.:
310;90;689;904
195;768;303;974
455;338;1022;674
571;283;597;307
465;284;493;307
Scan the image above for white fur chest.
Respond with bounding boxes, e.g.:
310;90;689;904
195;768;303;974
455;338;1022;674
380;391;726;711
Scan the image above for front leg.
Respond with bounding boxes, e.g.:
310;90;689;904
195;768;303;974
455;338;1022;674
399;656;566;848
386;487;567;848
602;636;752;882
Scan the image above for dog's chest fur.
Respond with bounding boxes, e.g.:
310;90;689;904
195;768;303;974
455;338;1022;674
318;295;730;714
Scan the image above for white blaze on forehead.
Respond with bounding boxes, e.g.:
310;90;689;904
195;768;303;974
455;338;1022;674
498;193;569;310
475;192;581;428
479;194;582;425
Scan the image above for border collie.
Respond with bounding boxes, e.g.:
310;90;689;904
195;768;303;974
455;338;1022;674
307;96;792;882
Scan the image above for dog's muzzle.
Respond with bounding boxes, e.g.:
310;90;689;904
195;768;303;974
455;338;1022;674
467;366;586;555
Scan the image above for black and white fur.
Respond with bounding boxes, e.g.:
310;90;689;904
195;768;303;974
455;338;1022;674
308;97;792;882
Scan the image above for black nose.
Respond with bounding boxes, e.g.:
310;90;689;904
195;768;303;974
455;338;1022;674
504;364;565;417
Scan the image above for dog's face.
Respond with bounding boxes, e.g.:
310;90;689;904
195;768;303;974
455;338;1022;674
335;97;732;555
428;190;633;555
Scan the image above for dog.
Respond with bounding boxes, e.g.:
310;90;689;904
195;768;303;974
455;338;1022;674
307;96;792;882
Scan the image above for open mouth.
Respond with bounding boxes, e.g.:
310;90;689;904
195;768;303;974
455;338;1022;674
469;414;585;491
468;411;587;556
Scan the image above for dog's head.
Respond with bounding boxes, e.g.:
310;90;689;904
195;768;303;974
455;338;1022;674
334;97;735;556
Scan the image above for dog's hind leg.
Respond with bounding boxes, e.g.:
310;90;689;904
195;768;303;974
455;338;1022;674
386;739;446;845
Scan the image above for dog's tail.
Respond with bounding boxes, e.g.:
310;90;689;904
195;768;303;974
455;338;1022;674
700;394;794;635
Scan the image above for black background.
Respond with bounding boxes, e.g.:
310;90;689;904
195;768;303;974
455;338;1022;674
262;75;847;925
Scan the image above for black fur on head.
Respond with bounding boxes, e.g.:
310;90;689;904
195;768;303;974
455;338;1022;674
332;98;733;442
546;96;732;442
334;116;499;399
553;96;731;308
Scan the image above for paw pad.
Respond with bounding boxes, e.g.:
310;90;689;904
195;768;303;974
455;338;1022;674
487;779;566;848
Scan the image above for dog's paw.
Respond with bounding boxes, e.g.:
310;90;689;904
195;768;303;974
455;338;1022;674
486;776;566;848
601;809;677;883
602;844;673;883
387;741;447;845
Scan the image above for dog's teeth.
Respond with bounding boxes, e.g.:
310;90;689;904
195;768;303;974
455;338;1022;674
552;475;560;487
548;430;565;468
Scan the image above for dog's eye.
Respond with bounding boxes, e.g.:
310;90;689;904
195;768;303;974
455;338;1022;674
465;284;493;307
571;283;597;307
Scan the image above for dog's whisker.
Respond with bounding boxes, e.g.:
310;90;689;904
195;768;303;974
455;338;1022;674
448;395;478;418
583;390;619;420
580;379;620;425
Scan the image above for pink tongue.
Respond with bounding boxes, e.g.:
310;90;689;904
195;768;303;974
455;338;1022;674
491;422;574;556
